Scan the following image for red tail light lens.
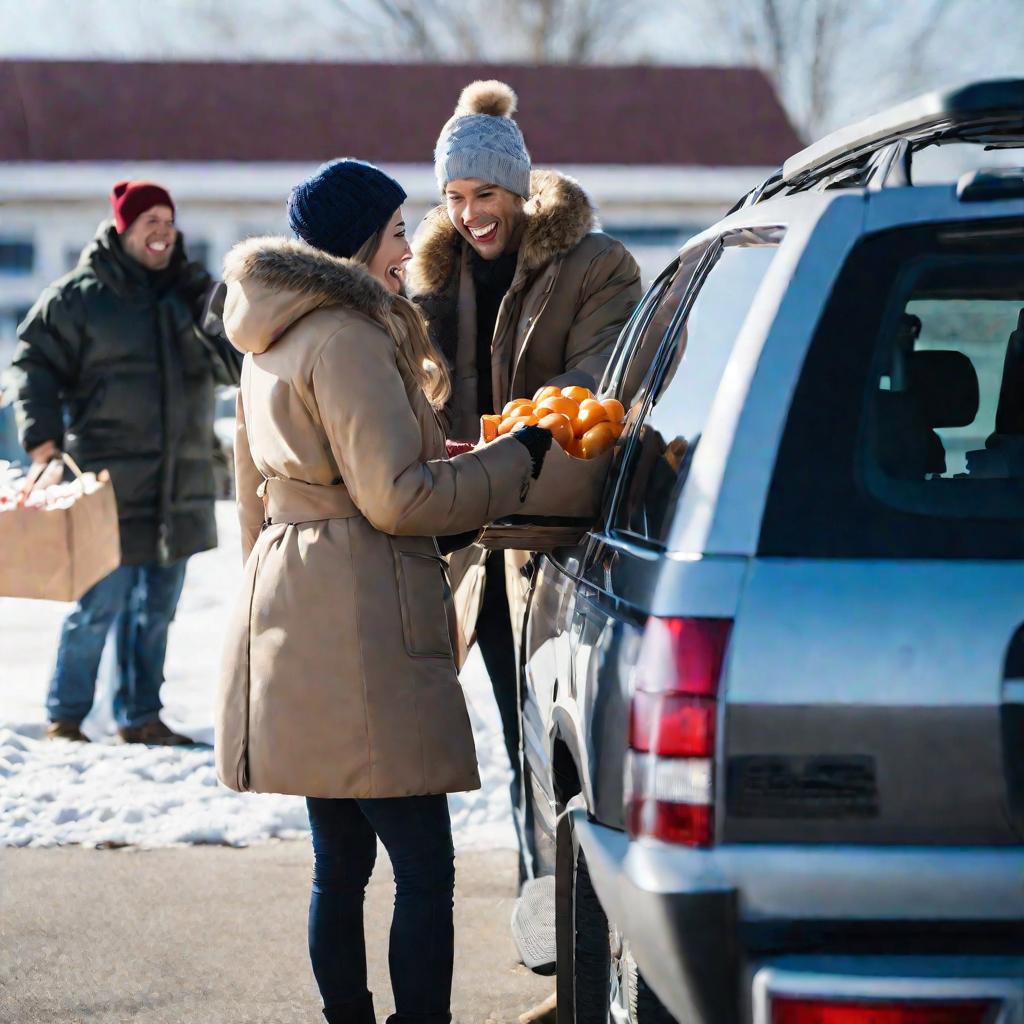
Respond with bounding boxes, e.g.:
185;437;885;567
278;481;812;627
627;799;713;847
772;998;995;1024
633;616;732;696
626;616;732;848
629;691;715;756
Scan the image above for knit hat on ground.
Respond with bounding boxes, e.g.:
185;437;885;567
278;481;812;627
287;159;407;259
434;80;531;199
110;180;175;234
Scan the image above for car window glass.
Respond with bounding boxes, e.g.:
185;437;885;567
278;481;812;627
613;233;782;547
761;221;1024;559
864;259;1024;515
600;261;675;400
613;243;711;413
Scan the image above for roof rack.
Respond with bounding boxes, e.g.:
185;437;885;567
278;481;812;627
736;78;1024;210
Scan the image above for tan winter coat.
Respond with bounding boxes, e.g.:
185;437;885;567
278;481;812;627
214;238;534;800
408;170;642;657
408;170;642;442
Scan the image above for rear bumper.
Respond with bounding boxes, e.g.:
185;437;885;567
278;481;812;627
573;811;1024;1024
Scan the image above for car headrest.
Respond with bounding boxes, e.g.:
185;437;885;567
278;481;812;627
906;350;979;428
994;307;1024;435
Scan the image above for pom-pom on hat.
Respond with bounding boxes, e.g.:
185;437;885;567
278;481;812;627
434;80;531;199
287;158;407;260
110;180;175;234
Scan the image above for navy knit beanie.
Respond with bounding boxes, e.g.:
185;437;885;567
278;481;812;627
287;159;407;259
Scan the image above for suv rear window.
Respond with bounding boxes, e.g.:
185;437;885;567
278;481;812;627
761;219;1024;559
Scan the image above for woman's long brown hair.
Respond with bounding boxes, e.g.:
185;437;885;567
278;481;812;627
353;228;451;410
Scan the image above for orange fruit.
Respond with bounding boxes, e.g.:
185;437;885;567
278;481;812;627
537;412;574;450
502;398;534;418
480;414;502;443
533;385;561;403
578;421;617;459
572;399;609;437
561;385;593;404
609;421;625;439
537;395;580;420
498;413;536;435
600;398;626;424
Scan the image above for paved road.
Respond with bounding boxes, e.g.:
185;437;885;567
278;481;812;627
0;843;553;1024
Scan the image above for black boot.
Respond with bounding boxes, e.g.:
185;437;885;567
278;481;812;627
323;991;375;1024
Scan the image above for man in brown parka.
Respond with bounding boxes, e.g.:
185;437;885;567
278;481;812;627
408;80;642;887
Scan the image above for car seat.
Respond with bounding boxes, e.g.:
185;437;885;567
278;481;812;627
874;349;979;479
968;307;1024;477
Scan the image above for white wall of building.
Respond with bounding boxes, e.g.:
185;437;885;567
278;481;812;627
0;160;772;361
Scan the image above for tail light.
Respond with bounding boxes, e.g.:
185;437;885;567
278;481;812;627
772;997;996;1024
625;616;731;847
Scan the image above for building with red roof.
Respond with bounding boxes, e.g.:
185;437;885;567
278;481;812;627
0;60;800;352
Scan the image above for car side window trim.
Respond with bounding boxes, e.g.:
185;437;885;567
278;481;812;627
599;258;679;398
604;240;726;537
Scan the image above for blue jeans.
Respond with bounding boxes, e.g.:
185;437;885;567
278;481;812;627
306;794;455;1024
47;560;188;728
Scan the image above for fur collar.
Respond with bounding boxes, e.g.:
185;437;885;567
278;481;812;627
407;169;596;298
222;236;393;353
224;236;392;318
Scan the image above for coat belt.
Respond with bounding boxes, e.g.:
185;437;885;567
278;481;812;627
258;476;360;524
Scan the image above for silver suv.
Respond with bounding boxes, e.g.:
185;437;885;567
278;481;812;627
511;80;1024;1024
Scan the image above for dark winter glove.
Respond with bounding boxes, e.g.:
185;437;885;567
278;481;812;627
436;529;481;555
512;425;553;479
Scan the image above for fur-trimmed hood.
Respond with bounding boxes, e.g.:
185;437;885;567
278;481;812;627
406;169;596;298
222;236;392;354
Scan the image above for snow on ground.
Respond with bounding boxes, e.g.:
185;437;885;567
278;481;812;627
0;502;516;849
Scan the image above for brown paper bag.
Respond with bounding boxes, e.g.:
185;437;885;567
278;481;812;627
0;456;121;602
479;441;614;551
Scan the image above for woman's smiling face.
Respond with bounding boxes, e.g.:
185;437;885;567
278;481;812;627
366;208;412;294
444;179;526;260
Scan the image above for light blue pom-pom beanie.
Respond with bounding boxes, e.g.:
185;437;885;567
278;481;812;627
434;80;531;199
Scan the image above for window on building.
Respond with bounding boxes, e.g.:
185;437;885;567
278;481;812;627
188;239;212;270
0;239;34;275
64;244;87;271
0;305;31;343
605;225;704;251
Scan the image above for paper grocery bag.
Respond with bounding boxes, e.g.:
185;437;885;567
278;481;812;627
0;465;121;602
478;442;614;552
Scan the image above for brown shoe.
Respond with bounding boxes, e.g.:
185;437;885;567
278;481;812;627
47;720;90;742
118;718;193;746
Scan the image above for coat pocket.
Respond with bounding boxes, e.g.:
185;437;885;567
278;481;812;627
395;549;455;660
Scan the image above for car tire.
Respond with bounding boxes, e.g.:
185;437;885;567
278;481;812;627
555;808;677;1024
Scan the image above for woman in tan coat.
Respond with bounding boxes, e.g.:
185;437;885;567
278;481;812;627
215;159;552;1024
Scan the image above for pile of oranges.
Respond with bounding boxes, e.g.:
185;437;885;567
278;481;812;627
481;385;626;459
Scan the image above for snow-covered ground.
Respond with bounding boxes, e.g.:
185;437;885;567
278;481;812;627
0;502;516;850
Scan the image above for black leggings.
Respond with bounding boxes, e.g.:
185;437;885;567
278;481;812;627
306;794;455;1024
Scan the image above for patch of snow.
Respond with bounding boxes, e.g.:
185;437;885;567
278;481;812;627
0;502;516;850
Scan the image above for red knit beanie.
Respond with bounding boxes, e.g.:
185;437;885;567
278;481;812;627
110;180;175;234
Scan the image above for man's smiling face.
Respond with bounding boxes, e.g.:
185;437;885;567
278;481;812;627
121;205;177;271
444;179;526;260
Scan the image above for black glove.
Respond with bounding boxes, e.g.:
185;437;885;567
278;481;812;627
512;425;553;479
436;529;481;555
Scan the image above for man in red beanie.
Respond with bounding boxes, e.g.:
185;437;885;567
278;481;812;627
9;180;241;745
111;180;178;272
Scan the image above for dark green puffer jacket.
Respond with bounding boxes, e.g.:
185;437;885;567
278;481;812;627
9;221;241;566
